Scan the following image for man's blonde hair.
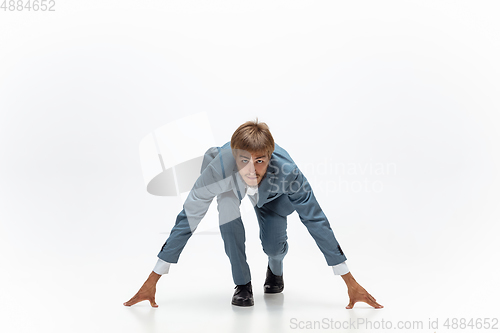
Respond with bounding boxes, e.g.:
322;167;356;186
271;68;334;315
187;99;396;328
231;119;275;158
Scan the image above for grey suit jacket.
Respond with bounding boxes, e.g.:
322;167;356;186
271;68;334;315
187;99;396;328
158;142;347;266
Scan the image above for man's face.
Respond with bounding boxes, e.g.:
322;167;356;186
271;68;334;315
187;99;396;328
235;150;270;186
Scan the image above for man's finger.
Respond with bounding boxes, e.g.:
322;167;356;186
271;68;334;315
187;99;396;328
363;295;376;304
149;297;158;308
346;299;355;309
365;298;383;309
123;295;141;307
123;299;137;306
364;293;383;308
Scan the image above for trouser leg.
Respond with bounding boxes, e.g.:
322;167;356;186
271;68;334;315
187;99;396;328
218;191;251;285
254;204;288;276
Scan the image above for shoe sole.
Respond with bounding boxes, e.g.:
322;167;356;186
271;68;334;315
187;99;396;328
264;286;284;294
231;299;254;307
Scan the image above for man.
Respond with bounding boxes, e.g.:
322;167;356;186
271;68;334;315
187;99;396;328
124;120;382;309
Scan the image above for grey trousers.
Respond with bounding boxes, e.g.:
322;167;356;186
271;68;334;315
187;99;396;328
218;191;291;286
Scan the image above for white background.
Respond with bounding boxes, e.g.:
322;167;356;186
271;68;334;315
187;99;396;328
1;1;499;332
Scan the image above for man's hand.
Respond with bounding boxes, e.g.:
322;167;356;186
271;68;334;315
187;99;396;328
123;271;161;307
341;272;383;309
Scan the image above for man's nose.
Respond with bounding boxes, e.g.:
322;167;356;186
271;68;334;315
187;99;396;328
248;160;256;173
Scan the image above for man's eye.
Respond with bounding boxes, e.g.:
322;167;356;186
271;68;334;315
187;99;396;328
256;160;263;164
241;159;249;163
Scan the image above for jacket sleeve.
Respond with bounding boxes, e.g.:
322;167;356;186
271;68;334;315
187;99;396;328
157;164;227;263
286;167;347;266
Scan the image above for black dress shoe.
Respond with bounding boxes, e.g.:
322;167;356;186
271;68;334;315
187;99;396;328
231;281;254;307
264;265;284;293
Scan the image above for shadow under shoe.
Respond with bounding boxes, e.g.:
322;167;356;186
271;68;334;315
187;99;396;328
264;265;284;294
231;281;254;307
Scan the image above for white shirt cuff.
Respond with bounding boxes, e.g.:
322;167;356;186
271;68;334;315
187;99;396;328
331;261;349;275
153;258;172;275
155;259;348;276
